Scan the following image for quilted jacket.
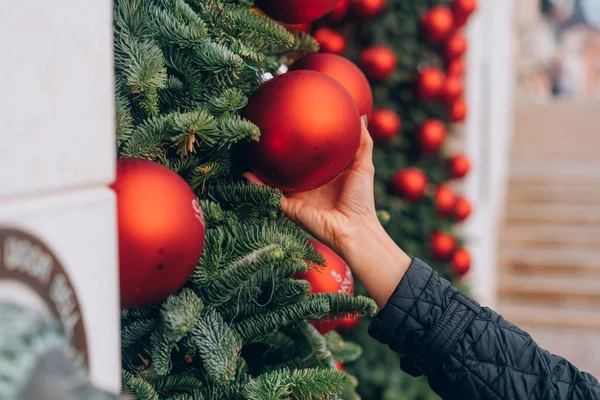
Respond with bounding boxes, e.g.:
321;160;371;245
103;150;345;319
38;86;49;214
369;258;600;399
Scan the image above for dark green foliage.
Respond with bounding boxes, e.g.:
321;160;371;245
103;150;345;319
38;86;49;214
115;1;375;398
336;0;467;398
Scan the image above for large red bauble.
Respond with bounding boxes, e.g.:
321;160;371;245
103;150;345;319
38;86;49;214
392;168;428;201
454;196;473;221
445;33;468;61
431;231;456;260
452;0;477;27
421;7;455;43
313;27;346;54
434;184;456;216
350;0;386;19
449;98;468;122
418;119;447;152
417;68;445;101
440;76;464;105
112;158;205;309
244;70;361;193
292;54;373;119
326;0;349;24
447;58;466;76
452;248;471;277
449;154;471;179
369;108;401;142
255;0;342;23
360;46;397;81
296;240;355;334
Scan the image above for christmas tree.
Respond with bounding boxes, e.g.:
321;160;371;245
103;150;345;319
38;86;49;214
311;0;475;399
114;1;378;399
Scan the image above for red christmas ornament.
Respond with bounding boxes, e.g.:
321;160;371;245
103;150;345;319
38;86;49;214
326;0;350;24
431;231;456;260
112;158;206;309
440;76;464;105
292;54;373;119
445;33;468;61
421;7;455;43
244;70;361;193
452;0;477;27
449;154;471;179
454;196;472;221
447;58;466;76
281;22;312;33
417;68;445;101
392;168;428;201
449;98;468;122
435;184;457;216
313;27;346;54
255;0;342;23
350;0;386;19
418;119;447;152
337;314;361;332
369;108;401;142
360;46;397;81
452;248;471;277
296;240;355;334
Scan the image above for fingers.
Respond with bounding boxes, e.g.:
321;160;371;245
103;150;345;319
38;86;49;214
352;116;375;174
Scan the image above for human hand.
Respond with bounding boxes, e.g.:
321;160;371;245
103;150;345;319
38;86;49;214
244;118;380;257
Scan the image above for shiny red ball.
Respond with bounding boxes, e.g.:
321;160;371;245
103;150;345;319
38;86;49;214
452;0;477;27
449;154;471;179
431;231;456;260
447;58;466;76
417;68;445;101
452;248;471;277
255;0;342;23
418;119;447;152
440;76;464;105
313;27;346;54
244;70;361;193
369;108;401;142
445;33;468;61
292;54;373;119
112;158;206;309
326;0;350;24
421;7;455;43
360;46;397;81
454;196;473;221
392;168;428;201
350;0;386;19
449;98;468;122
296;240;355;334
435;184;457;216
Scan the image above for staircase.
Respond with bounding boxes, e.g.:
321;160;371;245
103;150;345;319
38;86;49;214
498;102;600;376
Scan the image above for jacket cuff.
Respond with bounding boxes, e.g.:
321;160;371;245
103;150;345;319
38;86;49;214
368;258;480;376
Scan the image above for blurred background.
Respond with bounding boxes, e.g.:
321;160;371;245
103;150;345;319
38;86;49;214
471;0;600;377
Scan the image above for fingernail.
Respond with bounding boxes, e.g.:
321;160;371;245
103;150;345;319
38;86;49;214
362;115;369;127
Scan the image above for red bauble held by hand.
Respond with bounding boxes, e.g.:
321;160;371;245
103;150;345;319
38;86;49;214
112;158;205;309
360;46;397;81
392;168;428;201
296;240;355;334
417;68;445;101
418;119;447;152
435;184;457;216
421;7;455;43
431;231;456;260
313;28;346;54
369;108;401;142
255;0;342;23
292;54;373;119
452;248;471;276
244;70;361;193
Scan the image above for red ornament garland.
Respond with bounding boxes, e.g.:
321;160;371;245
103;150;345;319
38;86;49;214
392;168;428;201
440;76;464;105
435;185;457;216
326;0;350;24
112;158;206;309
447;58;466;76
418;119;447;152
452;248;471;276
350;0;386;19
421;7;455;43
445;33;468;61
360;46;397;81
313;27;346;54
244;70;361;193
417;67;445;101
452;0;477;27
369;108;401;142
449;98;468;122
454;196;472;221
431;231;456;260
449;154;471;179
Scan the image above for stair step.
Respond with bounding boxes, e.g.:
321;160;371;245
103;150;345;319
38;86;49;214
500;247;600;275
506;203;600;224
499;302;600;330
501;224;600;249
509;163;600;185
498;274;600;304
507;184;600;205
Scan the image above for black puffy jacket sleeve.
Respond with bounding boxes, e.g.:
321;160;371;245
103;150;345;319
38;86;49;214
369;258;600;400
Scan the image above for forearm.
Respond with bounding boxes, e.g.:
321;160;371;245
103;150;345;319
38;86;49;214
337;221;411;308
